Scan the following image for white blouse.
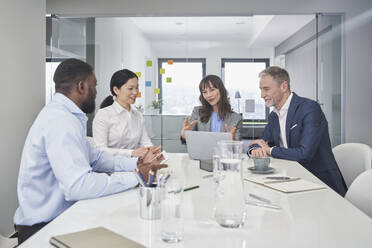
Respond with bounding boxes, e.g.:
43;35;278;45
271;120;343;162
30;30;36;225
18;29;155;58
92;101;153;157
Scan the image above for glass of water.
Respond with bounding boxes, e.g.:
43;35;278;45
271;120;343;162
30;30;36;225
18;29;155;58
161;175;184;243
214;140;246;228
212;147;222;183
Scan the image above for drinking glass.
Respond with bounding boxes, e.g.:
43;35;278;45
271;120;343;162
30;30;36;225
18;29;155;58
212;147;222;183
161;174;184;243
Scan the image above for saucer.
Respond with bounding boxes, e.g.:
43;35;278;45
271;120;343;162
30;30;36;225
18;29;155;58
248;167;275;174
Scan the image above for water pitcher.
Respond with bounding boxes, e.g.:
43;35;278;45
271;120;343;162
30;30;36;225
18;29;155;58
214;140;246;228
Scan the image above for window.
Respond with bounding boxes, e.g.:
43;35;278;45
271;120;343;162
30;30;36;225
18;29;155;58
158;58;206;115
45;59;62;104
222;58;269;121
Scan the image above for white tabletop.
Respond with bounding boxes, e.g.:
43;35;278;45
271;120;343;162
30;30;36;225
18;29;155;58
20;153;372;248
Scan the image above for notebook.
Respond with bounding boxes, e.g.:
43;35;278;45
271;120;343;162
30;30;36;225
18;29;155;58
50;227;145;248
244;174;327;193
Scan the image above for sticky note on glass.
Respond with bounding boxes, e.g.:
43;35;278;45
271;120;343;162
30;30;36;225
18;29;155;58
167;60;174;65
137;92;142;98
154;88;160;94
145;81;151;87
146;60;152;67
160;68;165;74
166;77;172;83
136;72;142;78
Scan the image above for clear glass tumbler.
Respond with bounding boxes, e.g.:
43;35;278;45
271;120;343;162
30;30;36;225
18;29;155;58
161;176;184;243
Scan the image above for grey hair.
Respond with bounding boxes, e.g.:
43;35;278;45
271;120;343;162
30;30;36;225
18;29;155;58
259;66;291;91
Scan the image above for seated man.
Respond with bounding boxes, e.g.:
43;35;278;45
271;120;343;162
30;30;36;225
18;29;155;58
248;66;346;196
13;59;165;244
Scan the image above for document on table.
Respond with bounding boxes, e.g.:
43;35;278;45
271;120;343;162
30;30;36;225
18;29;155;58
50;227;145;248
244;174;327;193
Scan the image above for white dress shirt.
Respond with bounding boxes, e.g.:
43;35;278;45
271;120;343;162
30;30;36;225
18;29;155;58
273;92;293;149
14;93;138;226
93;101;153;157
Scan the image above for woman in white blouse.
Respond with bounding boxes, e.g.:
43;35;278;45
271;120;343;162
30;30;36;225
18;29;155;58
93;69;153;157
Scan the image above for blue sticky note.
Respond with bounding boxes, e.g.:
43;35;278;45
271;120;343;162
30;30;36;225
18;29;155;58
146;81;151;87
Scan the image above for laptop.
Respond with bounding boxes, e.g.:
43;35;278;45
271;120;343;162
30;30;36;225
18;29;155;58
185;130;232;161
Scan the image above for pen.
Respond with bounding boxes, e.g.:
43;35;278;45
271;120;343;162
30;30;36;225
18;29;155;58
266;176;291;180
147;170;154;187
148;151;164;163
245;201;281;210
183;185;200;192
134;168;146;187
264;177;301;184
249;193;271;204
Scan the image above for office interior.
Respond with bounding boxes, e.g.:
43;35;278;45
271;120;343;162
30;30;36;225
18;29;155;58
1;0;372;238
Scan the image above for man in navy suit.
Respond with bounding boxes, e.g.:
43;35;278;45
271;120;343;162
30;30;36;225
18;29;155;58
248;66;347;196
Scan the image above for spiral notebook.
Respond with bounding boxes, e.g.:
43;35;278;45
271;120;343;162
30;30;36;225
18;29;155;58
50;227;145;248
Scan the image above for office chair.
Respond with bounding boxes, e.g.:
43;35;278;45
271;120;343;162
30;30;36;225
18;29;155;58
345;169;372;218
333;143;372;187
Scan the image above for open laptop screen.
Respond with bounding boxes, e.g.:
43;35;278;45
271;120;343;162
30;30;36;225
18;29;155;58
185;131;232;161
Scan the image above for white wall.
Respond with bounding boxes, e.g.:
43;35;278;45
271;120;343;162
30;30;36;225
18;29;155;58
47;0;372;148
0;0;45;235
95;18;156;113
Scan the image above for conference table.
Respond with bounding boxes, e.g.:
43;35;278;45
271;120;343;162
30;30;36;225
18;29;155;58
20;153;372;248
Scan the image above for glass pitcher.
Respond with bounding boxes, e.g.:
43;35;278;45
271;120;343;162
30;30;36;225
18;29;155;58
214;140;246;228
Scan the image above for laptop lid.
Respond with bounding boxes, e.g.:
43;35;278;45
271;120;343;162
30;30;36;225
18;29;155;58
185;131;232;161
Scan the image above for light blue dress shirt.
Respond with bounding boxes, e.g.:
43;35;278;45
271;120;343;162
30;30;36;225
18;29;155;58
14;93;138;226
210;112;223;132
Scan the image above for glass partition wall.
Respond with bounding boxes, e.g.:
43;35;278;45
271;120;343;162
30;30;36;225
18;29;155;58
46;14;344;152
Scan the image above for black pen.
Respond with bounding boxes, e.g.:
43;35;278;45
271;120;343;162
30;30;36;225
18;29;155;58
184;185;200;192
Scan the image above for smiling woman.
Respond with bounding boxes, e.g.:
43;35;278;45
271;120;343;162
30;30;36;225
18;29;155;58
92;69;154;158
180;74;243;142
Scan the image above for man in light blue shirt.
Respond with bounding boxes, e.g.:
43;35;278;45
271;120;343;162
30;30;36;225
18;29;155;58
14;59;165;244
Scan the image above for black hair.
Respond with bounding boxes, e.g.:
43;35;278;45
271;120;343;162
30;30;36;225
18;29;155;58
198;75;231;123
53;58;93;94
100;69;138;109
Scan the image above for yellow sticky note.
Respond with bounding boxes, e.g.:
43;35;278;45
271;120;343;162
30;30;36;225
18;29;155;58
146;60;152;67
137;91;142;98
160;68;165;74
167;60;174;65
154;88;160;94
136;72;142;78
166;77;172;83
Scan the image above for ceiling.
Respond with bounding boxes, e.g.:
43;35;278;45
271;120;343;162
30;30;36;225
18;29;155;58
130;15;314;49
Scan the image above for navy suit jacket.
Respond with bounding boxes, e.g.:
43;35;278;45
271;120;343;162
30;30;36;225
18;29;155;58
259;93;347;196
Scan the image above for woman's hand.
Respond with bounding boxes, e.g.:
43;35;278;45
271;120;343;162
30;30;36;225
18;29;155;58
131;147;149;157
225;124;237;140
181;117;198;139
137;161;168;183
142;146;163;165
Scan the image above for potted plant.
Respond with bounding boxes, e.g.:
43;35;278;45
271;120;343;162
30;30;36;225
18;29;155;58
151;99;163;114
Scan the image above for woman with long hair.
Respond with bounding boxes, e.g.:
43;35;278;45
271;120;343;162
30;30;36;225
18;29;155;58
180;75;242;142
93;69;153;157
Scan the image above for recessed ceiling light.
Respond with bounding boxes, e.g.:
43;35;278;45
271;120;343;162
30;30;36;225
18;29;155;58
176;22;184;25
